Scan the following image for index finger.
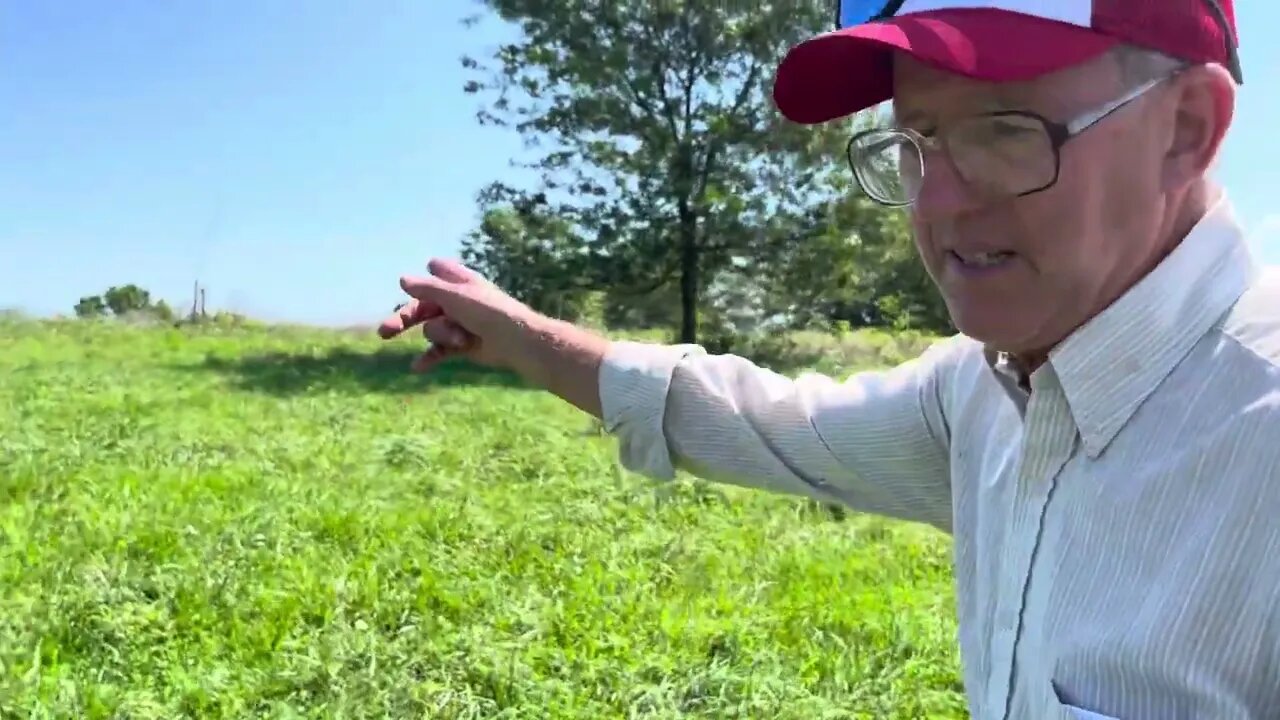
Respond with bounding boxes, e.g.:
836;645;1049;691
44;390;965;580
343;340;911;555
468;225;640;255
398;273;479;306
377;297;442;339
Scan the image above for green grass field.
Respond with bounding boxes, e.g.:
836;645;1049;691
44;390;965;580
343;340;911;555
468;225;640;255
0;315;964;719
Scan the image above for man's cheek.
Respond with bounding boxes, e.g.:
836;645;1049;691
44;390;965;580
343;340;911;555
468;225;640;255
910;224;947;281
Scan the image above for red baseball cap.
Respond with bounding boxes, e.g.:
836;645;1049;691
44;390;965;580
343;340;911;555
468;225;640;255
773;0;1242;125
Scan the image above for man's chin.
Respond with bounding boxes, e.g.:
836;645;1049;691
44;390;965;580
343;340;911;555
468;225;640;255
946;302;1040;350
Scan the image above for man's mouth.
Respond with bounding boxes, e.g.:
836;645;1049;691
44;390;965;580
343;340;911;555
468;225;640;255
950;249;1016;269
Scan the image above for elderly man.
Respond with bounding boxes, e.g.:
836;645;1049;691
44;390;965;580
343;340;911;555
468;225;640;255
383;0;1280;717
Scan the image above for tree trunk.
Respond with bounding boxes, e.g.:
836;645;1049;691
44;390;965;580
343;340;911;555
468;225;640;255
678;204;698;345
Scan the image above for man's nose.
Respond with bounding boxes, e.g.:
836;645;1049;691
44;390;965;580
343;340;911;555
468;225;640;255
911;151;985;220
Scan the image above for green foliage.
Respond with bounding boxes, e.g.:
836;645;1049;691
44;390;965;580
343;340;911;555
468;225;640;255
74;295;108;318
457;0;953;343
751;184;954;335
151;300;177;323
460;203;595;322
460;0;864;344
73;285;184;325
0;315;964;718
102;284;152;316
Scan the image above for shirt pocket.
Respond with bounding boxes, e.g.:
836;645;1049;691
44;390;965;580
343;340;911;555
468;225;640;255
1058;705;1120;720
1051;681;1121;720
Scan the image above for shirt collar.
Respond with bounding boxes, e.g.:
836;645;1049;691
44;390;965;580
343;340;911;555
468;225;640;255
986;195;1259;458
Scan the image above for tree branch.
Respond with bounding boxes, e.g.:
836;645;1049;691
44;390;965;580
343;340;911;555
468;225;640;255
619;257;681;295
651;57;683;145
695;60;761;206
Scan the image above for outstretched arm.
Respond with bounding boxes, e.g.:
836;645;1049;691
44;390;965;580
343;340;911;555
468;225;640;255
381;258;956;532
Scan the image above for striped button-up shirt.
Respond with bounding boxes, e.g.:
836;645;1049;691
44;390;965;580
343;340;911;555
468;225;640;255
598;196;1280;719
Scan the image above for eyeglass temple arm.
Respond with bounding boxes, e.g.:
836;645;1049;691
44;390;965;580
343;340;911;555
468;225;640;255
1201;0;1243;85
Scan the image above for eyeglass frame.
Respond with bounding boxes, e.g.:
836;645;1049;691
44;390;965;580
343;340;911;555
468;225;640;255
845;66;1186;208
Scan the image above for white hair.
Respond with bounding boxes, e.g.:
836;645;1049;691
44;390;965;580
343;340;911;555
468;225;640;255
1110;44;1191;85
1109;44;1228;180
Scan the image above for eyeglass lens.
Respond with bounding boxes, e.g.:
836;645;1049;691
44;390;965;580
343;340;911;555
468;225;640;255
850;116;1058;205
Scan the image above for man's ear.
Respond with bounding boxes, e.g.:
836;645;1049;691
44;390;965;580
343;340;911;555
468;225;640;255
1162;63;1235;193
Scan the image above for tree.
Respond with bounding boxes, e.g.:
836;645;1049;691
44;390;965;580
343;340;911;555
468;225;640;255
102;284;152;316
459;200;595;322
73;285;186;324
749;176;953;334
151;299;177;323
74;295;107;318
460;0;854;345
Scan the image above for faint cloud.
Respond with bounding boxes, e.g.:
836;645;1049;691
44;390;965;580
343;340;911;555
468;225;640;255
1249;215;1280;266
1255;214;1280;236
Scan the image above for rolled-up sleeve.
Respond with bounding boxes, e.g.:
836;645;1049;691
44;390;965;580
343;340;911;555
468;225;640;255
599;339;957;532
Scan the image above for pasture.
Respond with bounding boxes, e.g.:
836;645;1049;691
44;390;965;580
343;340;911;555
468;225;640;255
0;315;963;718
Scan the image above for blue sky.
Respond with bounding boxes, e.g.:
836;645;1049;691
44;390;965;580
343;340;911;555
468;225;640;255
2;1;1278;325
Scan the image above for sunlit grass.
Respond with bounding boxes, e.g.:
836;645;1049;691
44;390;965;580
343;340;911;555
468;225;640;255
0;317;963;718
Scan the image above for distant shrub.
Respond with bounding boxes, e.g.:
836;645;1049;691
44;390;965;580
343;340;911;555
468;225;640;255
210;311;253;327
74;284;180;324
602;325;941;377
74;295;108;318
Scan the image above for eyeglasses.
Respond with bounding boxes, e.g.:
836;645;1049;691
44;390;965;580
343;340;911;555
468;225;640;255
835;0;1244;86
846;70;1180;207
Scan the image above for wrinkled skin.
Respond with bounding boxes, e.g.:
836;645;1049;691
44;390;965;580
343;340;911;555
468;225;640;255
892;51;1235;366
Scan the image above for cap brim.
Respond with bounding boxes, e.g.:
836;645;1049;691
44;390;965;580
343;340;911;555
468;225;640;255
773;9;1119;125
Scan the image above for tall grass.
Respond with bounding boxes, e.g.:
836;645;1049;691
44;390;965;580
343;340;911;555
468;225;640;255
0;316;963;719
